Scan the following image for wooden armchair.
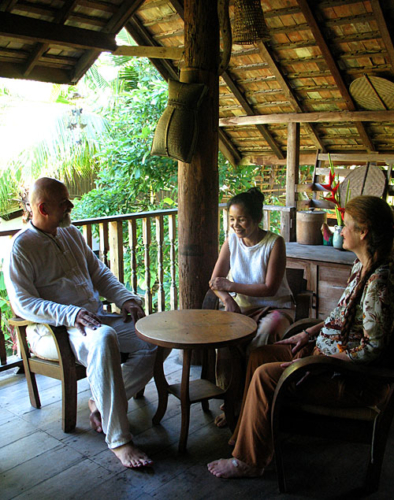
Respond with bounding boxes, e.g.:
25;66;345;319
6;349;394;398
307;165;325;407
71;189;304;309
271;319;394;494
9;317;86;432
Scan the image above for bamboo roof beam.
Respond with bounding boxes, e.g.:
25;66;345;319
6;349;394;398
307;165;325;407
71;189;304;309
113;45;183;59
297;0;374;152
219;110;394;126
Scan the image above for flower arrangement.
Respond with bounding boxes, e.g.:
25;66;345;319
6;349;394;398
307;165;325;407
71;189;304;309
321;154;350;226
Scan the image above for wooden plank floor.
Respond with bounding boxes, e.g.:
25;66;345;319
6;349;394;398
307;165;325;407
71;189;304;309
1;350;393;500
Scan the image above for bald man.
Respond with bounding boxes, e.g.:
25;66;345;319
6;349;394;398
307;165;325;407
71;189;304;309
4;177;157;468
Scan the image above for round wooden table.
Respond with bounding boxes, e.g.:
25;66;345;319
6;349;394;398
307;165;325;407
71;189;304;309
136;309;257;452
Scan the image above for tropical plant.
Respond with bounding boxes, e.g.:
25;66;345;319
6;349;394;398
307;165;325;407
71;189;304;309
0;259;16;356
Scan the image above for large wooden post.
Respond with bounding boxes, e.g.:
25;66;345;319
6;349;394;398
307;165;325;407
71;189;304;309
285;122;300;242
178;0;220;309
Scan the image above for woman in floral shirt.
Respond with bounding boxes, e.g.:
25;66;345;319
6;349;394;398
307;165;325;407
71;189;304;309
208;195;394;479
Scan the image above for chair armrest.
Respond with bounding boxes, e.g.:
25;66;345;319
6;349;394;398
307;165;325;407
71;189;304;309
202;289;219;310
10;319;75;367
48;326;76;367
9;317;34;328
282;318;322;340
273;355;394;411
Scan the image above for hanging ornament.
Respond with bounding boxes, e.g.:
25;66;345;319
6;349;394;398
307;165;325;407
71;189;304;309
233;0;270;45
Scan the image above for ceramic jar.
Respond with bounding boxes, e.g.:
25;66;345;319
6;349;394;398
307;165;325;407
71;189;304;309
333;225;344;250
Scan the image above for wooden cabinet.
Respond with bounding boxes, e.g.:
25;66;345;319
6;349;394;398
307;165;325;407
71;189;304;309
286;243;355;321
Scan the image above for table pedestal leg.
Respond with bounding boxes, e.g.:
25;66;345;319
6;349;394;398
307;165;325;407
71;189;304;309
152;346;169;425
179;349;192;453
223;345;241;432
201;348;215;412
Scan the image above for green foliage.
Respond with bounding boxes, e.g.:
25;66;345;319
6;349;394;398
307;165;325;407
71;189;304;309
0;259;16;356
70;57;178;311
72;59;176;219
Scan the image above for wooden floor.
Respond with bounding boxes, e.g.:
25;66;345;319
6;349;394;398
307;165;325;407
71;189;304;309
1;350;393;500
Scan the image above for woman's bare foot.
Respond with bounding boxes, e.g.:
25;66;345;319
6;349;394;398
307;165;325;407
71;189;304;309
207;458;264;479
88;399;103;433
214;403;227;428
214;412;227;428
111;441;153;468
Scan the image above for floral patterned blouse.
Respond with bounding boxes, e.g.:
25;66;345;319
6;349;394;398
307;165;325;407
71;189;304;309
316;259;394;364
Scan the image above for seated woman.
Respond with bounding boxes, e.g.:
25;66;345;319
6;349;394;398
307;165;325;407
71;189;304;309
208;195;394;478
209;187;294;425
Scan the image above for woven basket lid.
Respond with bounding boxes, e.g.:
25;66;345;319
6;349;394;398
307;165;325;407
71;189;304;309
339;164;386;207
349;76;394;110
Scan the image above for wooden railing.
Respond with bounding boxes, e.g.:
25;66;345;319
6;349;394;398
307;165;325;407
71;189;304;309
0;204;295;314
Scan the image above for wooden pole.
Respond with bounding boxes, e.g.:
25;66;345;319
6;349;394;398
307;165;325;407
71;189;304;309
285;122;300;242
178;0;219;309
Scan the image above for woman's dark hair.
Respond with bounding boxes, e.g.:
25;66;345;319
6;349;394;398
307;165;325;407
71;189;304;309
340;196;394;346
227;187;265;222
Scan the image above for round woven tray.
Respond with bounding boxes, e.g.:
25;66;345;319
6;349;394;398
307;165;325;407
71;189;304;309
350;76;394;110
339;164;386;207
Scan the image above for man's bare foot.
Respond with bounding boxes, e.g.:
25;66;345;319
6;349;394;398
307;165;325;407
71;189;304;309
207;458;264;479
111;441;153;469
88;399;103;433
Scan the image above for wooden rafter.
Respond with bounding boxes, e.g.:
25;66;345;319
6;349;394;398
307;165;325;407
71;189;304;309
296;0;374;152
370;0;394;74
125;17;179;81
241;152;394;166
0;0;17;12
0;62;72;83
219;110;394;126
256;41;325;153
168;0;185;18
71;0;145;83
221;72;284;160
0;12;117;51
23;0;80;77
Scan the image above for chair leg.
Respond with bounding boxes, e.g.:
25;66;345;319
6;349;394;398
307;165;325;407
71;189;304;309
16;325;41;409
134;387;145;399
272;407;287;493
62;374;78;433
25;365;41;409
365;409;394;493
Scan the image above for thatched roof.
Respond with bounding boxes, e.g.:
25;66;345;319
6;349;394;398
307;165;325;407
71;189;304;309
2;0;394;166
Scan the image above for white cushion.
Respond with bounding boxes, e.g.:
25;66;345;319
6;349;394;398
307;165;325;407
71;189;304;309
26;323;59;361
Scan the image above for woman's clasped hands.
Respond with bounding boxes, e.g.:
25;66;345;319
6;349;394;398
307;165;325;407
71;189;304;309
209;276;233;292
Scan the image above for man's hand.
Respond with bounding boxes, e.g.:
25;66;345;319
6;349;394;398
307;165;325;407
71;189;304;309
209;277;233;292
122;299;145;324
75;309;102;336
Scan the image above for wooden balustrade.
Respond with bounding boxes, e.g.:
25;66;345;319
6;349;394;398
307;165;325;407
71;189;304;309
0;204;294;317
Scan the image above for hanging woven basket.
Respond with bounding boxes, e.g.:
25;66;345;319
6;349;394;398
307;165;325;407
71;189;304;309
233;0;270;45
